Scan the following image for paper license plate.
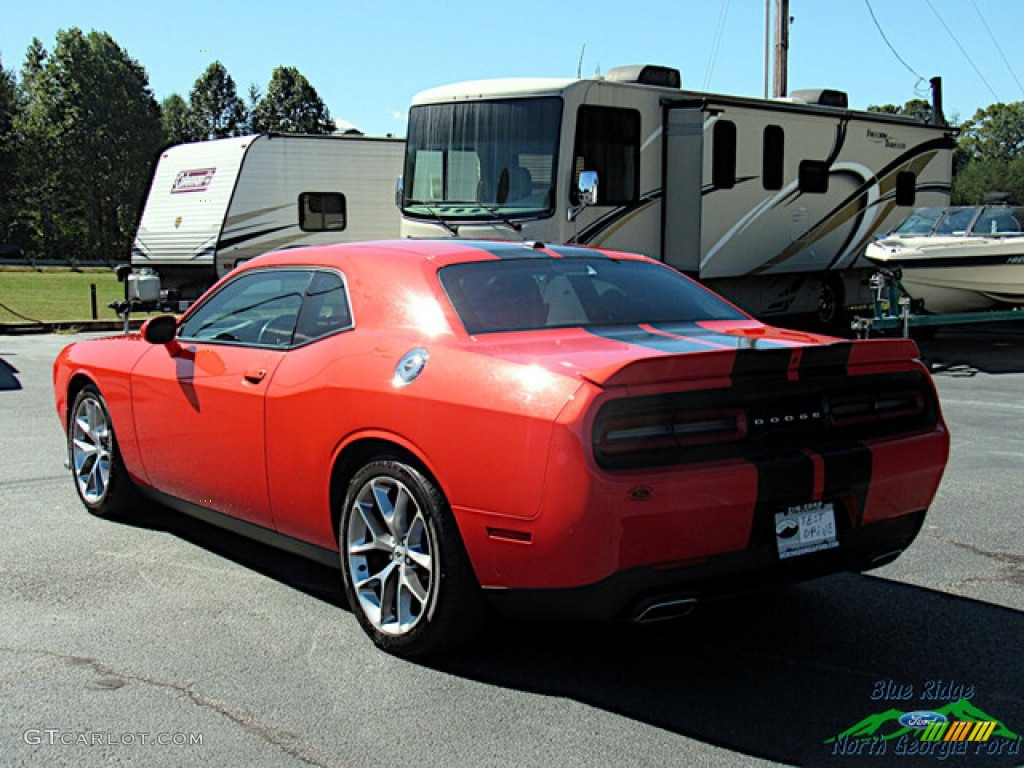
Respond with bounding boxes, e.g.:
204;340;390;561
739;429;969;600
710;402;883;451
774;501;839;560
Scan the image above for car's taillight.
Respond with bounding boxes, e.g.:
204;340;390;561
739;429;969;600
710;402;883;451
828;389;926;428
594;407;746;467
591;374;937;471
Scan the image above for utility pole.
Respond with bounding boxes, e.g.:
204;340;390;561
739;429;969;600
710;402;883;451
773;0;790;98
764;0;771;98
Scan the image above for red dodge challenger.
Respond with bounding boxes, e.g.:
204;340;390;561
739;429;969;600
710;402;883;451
54;239;949;656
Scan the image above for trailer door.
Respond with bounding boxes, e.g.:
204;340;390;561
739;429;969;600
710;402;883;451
662;106;704;274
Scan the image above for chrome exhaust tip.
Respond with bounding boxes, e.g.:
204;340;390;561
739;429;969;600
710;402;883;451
866;549;904;569
631;597;697;623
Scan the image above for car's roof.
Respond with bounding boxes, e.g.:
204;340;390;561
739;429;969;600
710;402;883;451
244;239;654;271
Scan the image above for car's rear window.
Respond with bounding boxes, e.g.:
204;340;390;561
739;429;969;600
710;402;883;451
439;257;746;334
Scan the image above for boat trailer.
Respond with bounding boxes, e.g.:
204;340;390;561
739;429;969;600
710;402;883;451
852;267;1024;338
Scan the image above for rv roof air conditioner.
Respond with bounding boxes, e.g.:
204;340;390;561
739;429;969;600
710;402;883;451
605;65;681;90
789;89;849;109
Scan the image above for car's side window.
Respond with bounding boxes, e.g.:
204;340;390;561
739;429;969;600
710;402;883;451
178;270;312;346
294;271;353;343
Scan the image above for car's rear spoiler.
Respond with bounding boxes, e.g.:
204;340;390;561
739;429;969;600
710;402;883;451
580;338;922;389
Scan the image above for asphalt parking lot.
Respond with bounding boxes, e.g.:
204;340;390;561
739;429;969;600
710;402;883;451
1;325;1022;768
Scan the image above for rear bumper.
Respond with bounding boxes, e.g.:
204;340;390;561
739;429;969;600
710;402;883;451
483;508;926;622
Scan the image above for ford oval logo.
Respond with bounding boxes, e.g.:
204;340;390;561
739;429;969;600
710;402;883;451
898;711;948;729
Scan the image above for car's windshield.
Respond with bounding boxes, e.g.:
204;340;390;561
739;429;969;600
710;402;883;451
439;257;746;334
402;97;562;222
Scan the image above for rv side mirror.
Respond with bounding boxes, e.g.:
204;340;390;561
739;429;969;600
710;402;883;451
577;170;599;206
568;170;599;222
395;176;404;208
142;315;178;345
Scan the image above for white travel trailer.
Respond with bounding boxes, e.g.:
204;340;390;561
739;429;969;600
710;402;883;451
398;65;954;322
132;133;405;300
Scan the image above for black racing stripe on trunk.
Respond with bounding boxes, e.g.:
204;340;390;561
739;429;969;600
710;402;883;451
585;325;724;354
731;346;793;383
822;444;873;526
748;453;817;548
649;324;794;350
798;342;852;377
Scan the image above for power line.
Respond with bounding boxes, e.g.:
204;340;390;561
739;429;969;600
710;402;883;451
970;0;1024;100
864;0;923;81
924;0;999;103
703;0;732;91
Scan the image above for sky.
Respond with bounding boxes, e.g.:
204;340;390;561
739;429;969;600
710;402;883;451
2;0;1022;137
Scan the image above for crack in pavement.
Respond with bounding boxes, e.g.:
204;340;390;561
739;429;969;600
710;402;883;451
926;532;1024;587
0;474;69;489
1;645;350;768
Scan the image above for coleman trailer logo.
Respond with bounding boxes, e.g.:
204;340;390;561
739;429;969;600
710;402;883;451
172;168;216;194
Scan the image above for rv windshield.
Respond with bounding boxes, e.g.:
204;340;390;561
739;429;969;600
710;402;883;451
402;97;562;223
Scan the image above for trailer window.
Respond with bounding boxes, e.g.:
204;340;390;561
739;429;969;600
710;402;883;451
762;125;784;191
711;120;736;190
573;106;640;205
299;192;347;232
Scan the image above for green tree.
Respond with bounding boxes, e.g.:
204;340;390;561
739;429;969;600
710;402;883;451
188;61;248;140
161;93;194;146
951;102;1024;204
867;98;934;124
0;54;21;244
956;102;1024;164
10;29;163;264
251;66;333;134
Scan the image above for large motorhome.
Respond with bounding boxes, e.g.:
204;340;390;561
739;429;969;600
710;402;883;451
132;133;405;300
398;65;954;321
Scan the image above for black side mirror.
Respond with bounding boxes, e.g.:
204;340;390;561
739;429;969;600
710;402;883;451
142;315;178;345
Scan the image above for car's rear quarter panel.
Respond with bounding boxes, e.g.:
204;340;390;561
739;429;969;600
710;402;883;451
263;331;582;549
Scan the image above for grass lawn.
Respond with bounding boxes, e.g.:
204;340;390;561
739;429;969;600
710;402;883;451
0;267;126;323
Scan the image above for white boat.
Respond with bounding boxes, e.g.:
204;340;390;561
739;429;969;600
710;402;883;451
865;203;1024;314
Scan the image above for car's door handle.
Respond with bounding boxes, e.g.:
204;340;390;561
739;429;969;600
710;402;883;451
244;368;267;384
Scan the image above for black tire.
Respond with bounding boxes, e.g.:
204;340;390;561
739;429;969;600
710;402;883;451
817;276;848;333
339;457;486;657
68;384;140;519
